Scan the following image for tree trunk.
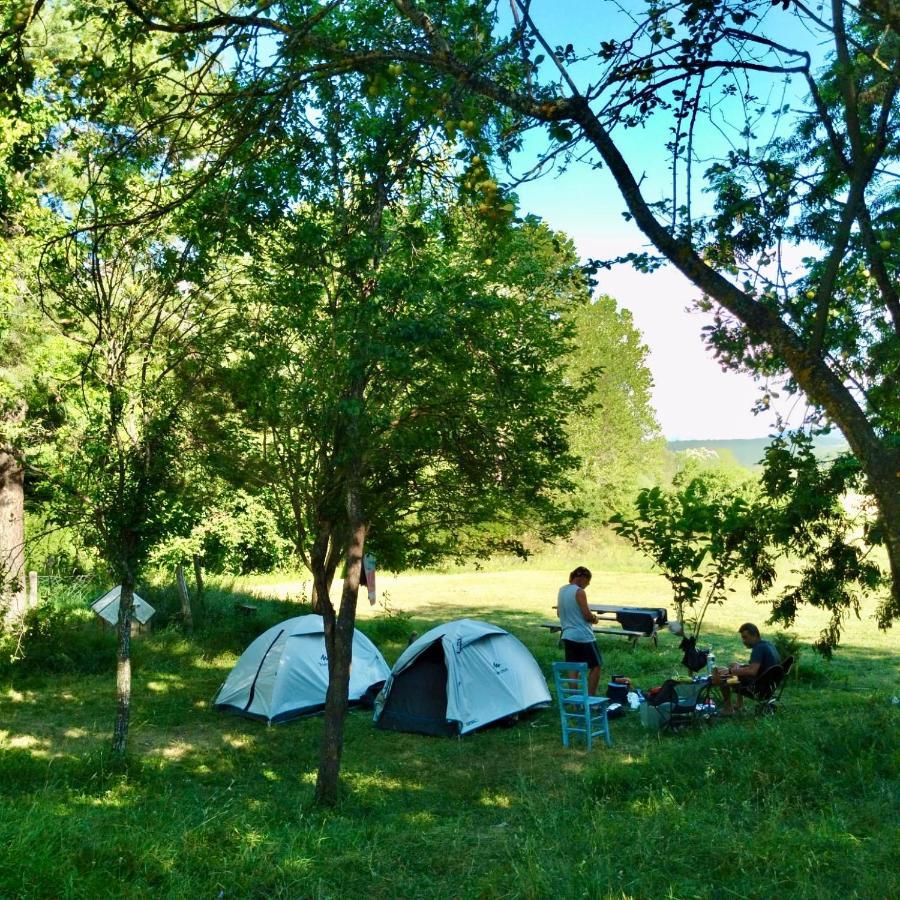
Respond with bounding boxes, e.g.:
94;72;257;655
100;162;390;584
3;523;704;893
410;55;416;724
309;521;332;613
0;413;25;620
192;554;205;618
870;451;900;625
314;484;365;806
112;575;136;754
323;530;343;595
176;564;193;633
310;527;346;612
192;554;204;597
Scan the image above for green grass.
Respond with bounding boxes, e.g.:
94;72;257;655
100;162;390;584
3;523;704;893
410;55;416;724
1;568;898;899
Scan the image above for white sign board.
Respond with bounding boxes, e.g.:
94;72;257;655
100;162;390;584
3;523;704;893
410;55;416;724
91;585;156;626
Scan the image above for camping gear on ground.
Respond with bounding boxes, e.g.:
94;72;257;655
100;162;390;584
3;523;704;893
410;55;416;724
640;699;671;730
214;614;390;724
641;678;716;731
605;682;630;706
664;680;714;731
552;662;613;749
645;679;679;706
91;585;155;628
373;618;551;736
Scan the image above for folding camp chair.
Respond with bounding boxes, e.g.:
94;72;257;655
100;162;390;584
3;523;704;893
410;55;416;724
663;679;714;732
737;655;794;716
551;662;612;750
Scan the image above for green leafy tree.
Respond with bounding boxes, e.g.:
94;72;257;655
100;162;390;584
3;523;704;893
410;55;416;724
563;295;664;524
379;0;900;624
756;432;886;654
38;202;233;751
611;465;772;636
0;0;66;615
214;74;587;801
615;435;885;653
73;0;897;626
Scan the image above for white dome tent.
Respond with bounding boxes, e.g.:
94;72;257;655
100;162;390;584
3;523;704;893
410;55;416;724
214;615;390;724
373;618;551;736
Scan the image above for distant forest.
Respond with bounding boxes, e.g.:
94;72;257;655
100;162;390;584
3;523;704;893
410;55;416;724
667;434;850;470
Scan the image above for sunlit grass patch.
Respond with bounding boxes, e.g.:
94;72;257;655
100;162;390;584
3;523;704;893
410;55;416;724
0;572;897;898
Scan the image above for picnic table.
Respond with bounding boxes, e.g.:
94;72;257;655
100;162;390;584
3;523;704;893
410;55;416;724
541;604;667;649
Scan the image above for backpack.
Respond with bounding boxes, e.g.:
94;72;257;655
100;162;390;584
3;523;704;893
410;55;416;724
679;636;708;673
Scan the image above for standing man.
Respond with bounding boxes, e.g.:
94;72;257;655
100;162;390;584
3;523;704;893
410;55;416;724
557;566;603;695
716;622;781;714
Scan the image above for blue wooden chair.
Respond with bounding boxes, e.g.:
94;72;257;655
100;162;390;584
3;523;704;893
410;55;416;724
551;662;613;750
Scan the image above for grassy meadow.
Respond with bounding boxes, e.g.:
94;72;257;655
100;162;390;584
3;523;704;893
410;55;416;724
1;559;898;899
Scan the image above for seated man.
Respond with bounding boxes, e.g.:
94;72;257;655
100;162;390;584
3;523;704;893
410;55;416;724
715;622;781;714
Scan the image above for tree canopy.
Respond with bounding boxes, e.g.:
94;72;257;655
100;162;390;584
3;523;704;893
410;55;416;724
3;0;895;801
32;0;892;620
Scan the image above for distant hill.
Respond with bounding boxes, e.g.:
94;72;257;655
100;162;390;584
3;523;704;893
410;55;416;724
667;434;849;469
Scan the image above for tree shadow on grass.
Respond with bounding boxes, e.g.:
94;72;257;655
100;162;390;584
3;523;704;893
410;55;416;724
2;605;896;803
2;583;897;899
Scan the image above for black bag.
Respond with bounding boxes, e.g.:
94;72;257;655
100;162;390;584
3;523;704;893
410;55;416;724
605;682;630;705
617;611;654;634
679;636;708;673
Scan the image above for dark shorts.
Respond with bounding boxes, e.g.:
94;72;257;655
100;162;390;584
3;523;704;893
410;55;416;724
563;639;603;669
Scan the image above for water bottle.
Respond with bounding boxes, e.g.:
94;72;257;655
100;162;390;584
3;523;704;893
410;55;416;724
706;649;716;677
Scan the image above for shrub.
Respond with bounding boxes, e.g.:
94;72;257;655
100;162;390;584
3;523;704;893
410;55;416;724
357;594;413;646
1;582;116;676
771;630;804;662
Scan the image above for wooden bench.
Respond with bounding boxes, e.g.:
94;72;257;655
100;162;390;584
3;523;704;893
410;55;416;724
539;621;652;648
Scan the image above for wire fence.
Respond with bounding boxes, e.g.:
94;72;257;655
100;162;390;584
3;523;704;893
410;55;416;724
32;573;102;607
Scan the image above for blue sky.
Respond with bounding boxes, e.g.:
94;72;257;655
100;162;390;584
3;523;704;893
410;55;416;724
497;1;817;439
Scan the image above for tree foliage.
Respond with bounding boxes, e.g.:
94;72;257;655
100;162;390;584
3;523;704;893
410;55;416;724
611;462;770;635
379;0;899;623
613;433;887;653
563;295;663;523
758;432;887;654
45;0;894;626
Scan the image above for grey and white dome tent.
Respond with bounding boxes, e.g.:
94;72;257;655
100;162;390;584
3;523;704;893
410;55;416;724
214;614;390;724
373;618;551;736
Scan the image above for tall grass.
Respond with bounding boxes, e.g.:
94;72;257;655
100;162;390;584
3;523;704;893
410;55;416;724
1;571;897;899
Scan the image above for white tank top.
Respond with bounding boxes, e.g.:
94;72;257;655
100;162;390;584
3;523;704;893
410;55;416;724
558;583;594;642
